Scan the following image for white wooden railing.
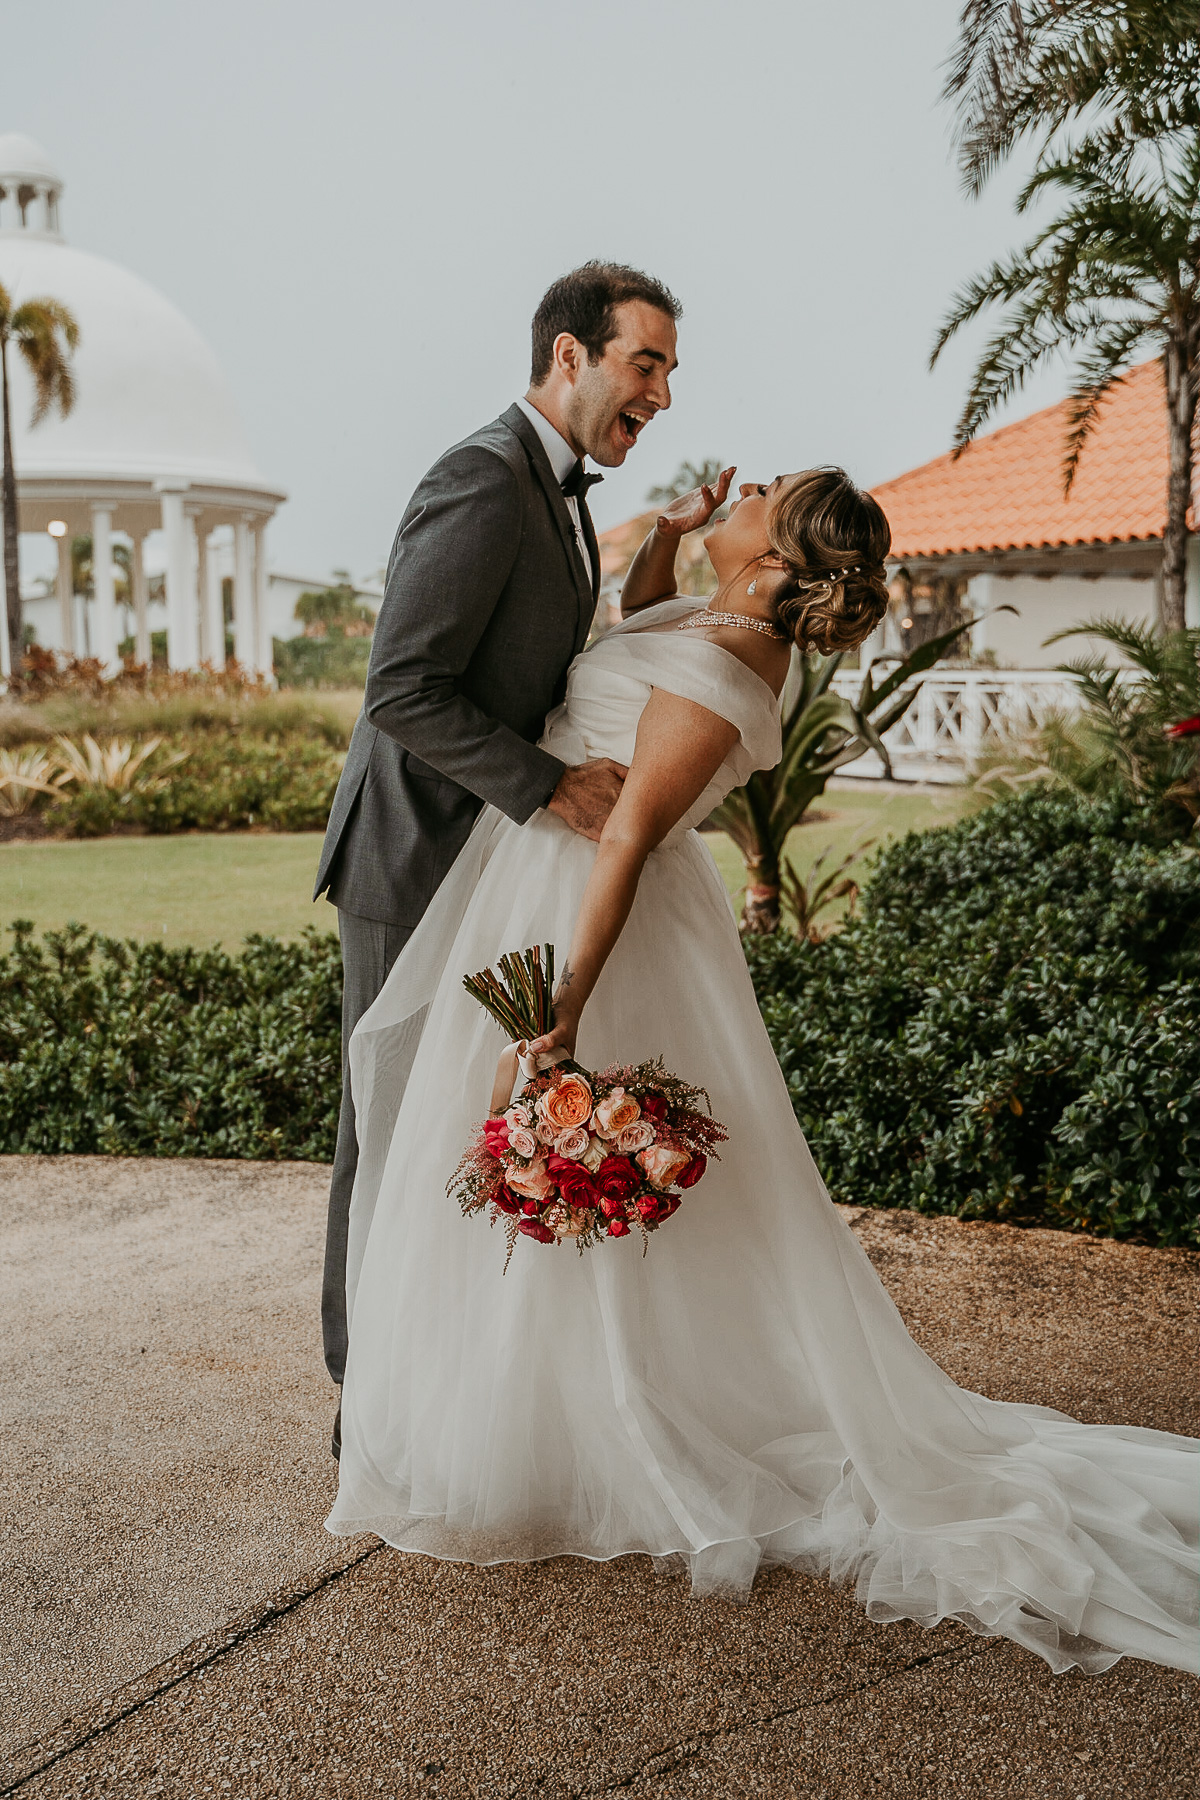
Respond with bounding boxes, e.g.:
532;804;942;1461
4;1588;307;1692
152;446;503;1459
829;667;1082;783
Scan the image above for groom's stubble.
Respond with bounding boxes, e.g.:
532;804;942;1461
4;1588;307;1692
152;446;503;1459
528;298;678;469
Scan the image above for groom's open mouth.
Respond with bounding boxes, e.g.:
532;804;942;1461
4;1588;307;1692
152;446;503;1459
617;410;651;450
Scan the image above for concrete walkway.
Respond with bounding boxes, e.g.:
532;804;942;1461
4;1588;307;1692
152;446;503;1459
1;1157;1196;1797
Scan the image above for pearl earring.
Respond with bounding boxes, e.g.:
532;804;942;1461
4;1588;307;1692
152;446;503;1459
747;579;757;596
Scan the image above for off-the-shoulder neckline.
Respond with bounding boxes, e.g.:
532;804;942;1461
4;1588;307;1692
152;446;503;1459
598;598;785;705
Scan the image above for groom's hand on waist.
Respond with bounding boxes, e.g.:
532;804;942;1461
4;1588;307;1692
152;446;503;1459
547;760;628;840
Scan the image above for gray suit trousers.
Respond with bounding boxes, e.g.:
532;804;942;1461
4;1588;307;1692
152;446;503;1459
322;910;412;1385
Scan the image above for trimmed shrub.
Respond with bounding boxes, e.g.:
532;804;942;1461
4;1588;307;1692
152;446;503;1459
0;923;341;1160
745;790;1200;1246
45;733;344;836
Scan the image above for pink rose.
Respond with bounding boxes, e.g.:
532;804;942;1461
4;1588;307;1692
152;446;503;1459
506;1125;538;1160
592;1087;642;1138
637;1144;692;1190
553;1126;591;1160
504;1103;533;1131
506;1157;554;1201
616;1119;656;1154
536;1118;559;1146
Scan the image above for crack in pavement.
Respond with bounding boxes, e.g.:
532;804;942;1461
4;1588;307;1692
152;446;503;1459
3;1556;989;1800
575;1638;991;1796
0;1541;385;1796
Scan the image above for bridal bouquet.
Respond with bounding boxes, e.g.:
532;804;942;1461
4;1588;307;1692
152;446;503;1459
449;946;726;1262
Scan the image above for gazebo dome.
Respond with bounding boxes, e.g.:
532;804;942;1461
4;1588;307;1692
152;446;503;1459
0;133;284;677
0;232;271;490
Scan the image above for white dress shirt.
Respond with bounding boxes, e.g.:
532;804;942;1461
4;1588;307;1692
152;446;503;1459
515;396;596;585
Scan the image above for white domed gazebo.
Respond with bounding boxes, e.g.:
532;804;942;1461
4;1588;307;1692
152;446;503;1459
0;132;285;677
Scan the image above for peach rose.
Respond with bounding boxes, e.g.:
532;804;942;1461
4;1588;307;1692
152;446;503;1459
582;1138;607;1173
637;1144;693;1190
592;1087;641;1138
616;1119;656;1154
506;1157;554;1201
553;1126;591;1161
536;1073;593;1133
506;1125;538;1160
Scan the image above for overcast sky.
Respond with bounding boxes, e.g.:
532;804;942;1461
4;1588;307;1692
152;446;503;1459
2;0;1068;583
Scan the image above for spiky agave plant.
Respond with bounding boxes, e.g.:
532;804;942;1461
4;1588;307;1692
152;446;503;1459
712;620;977;934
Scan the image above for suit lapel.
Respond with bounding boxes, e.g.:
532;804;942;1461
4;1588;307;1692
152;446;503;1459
501;404;594;645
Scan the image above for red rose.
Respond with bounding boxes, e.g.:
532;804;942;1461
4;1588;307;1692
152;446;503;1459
493;1187;520;1216
677;1155;707;1189
635;1194;662;1222
660;1194;682;1219
599;1195;628;1220
606;1218;630;1237
519;1219;556;1243
520;1198;540;1216
641;1093;668;1121
484;1117;510;1147
594;1155;641;1201
555;1163;601;1209
1165;716;1200;739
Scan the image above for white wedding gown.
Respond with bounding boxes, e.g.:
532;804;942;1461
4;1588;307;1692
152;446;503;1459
327;597;1199;1676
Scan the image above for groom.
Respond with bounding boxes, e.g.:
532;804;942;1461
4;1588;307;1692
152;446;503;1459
314;261;681;1441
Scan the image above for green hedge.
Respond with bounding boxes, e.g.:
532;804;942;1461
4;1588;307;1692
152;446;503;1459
0;923;341;1159
48;733;343;836
745;790;1200;1246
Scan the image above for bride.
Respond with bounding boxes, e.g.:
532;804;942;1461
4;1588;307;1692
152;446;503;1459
327;466;1198;1677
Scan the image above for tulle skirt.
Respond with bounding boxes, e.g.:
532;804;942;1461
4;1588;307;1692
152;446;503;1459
327;806;1199;1676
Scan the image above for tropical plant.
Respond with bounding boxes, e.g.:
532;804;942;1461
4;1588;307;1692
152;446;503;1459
0;283;80;674
981;618;1200;836
712;620;976;932
294;581;376;638
937;4;1200;630
50;732;186;793
778;837;873;944
0;746;67;816
933;131;1200;630
943;2;1200;198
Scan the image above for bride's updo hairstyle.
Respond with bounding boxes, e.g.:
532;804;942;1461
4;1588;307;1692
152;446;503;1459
767;468;891;655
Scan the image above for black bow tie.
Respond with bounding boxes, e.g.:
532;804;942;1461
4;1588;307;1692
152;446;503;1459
561;460;604;501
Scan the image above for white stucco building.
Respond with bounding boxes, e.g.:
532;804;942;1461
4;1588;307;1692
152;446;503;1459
0;131;285;678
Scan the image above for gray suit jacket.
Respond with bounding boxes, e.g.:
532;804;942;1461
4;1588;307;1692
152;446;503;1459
314;404;599;925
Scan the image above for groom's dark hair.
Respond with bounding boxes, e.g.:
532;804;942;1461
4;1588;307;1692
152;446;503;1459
530;262;682;386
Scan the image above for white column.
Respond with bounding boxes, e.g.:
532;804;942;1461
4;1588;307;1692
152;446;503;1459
252;521;273;679
131;532;150;665
233;516;255;669
90;504;119;675
159;485;196;670
195;526;211;664
1186;536;1200;630
205;531;226;671
56;532;74;656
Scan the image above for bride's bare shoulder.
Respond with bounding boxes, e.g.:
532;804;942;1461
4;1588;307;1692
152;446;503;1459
697;623;790;699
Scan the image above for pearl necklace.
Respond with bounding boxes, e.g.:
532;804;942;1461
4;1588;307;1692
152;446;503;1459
678;609;788;642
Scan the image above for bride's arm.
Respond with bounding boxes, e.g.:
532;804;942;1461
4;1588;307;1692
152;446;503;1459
528;689;739;1060
619;466;735;617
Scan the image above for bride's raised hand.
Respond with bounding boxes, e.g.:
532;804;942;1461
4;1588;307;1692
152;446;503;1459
655;465;736;540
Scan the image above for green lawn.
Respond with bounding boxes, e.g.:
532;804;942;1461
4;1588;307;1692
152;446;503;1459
0;784;968;950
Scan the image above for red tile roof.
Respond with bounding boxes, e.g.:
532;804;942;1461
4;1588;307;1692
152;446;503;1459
872;359;1194;560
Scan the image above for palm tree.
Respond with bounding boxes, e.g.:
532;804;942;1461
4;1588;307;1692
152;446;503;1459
943;2;1200;198
712;620;976;933
931;131;1200;630
0;284;80;675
